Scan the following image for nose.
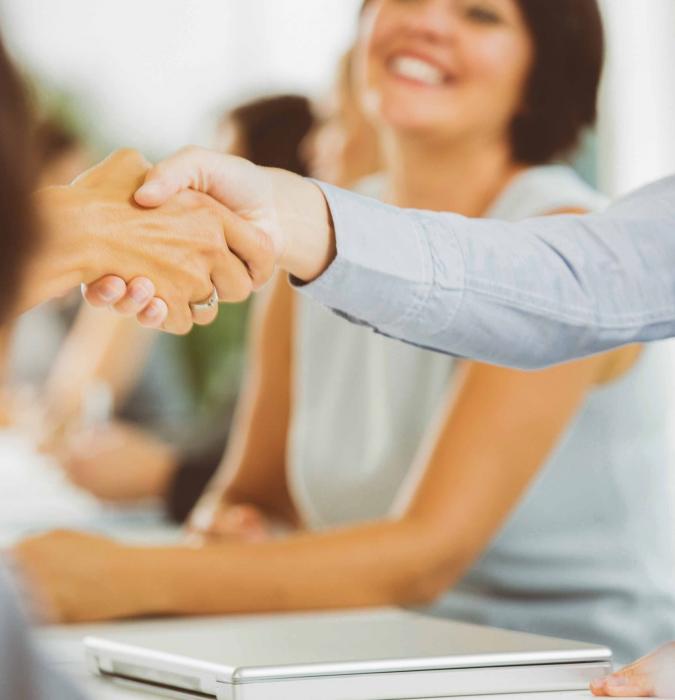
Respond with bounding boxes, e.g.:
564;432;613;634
398;0;458;44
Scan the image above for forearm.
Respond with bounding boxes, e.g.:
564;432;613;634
17;187;90;314
206;277;295;519
46;308;154;414
290;177;675;369
126;519;456;617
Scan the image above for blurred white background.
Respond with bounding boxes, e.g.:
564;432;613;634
0;0;362;157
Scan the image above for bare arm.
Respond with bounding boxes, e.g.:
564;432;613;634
42;308;155;437
192;272;297;527
16;347;615;621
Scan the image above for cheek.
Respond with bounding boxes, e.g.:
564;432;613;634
464;37;532;113
362;3;403;82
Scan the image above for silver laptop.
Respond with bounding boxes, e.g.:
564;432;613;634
85;609;612;700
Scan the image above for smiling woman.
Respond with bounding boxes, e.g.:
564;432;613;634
358;0;603;164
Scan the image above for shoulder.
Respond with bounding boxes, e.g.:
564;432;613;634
351;173;387;200
488;165;610;220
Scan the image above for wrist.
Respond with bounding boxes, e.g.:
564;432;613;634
20;186;91;311
120;547;182;616
267;169;336;282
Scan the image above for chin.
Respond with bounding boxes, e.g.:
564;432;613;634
373;92;459;137
380;108;452;139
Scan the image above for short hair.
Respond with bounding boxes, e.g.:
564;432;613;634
514;0;604;164
0;37;37;323
359;0;604;164
228;95;315;176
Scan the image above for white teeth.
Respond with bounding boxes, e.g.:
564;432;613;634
390;56;446;86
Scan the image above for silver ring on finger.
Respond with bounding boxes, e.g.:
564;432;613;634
189;286;219;314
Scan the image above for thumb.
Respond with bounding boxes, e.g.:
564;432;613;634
134;165;188;208
134;145;222;208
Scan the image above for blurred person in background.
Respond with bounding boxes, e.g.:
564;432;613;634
0;116;91;427
45;94;315;522
304;48;380;188
18;0;675;669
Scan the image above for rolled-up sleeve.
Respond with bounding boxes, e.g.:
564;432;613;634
294;177;675;369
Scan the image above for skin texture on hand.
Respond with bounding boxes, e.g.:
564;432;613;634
132;147;335;282
12;531;167;623
84;147;336;323
31;149;268;333
591;644;675;697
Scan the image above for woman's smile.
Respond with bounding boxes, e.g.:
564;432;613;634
386;52;457;89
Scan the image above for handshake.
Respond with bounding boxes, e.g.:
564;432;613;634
29;147;336;333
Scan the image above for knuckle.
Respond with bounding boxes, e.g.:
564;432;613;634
178;144;205;160
111;147;147;167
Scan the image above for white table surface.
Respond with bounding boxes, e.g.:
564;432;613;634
38;616;603;700
2;431;631;700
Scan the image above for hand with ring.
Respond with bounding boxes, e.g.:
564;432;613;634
34;149;278;333
83;146;335;326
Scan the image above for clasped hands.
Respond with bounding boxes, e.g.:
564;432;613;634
37;146;333;334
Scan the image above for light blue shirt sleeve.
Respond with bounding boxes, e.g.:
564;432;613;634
295;176;675;369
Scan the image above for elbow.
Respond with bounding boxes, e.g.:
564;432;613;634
384;531;468;607
396;559;460;607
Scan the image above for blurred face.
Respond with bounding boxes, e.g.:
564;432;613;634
358;0;534;145
304;79;380;187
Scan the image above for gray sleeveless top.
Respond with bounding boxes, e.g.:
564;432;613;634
289;165;675;663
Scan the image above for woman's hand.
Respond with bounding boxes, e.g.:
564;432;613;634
28;149;273;333
591;645;675;697
188;490;272;542
12;531;157;623
84;147;336;325
55;422;177;504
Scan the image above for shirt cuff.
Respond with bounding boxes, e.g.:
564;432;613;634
291;180;434;329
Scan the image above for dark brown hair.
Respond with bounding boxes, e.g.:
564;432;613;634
360;0;604;164
0;37;37;323
35;118;80;168
513;0;604;163
228;95;315;176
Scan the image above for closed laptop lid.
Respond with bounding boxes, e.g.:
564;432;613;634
85;608;611;683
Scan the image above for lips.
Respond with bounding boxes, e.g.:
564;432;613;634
387;54;454;87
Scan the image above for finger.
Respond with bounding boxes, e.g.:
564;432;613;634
591;673;655;698
190;297;219;327
134;145;217;208
112;278;156;316
161;298;194;336
211;249;254;304
207;505;270;541
137;298;169;328
218;208;276;290
82;276;127;307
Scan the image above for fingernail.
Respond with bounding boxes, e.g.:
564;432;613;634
99;281;123;303
130;280;153;304
143;302;162;320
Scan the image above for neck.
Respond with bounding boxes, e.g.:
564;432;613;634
381;130;526;217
